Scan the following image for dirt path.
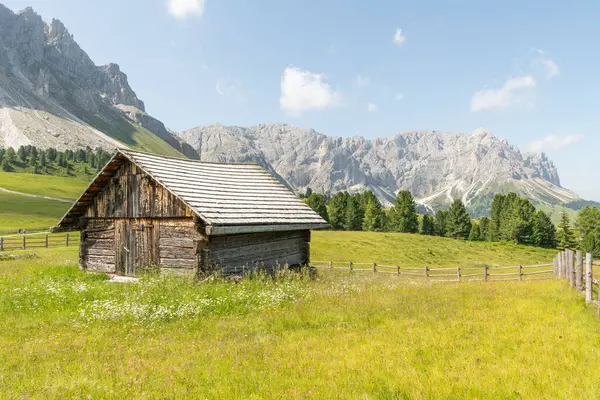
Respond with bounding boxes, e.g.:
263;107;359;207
0;186;72;203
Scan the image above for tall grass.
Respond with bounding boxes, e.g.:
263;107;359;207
1;246;600;398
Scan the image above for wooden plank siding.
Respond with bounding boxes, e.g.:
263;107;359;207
206;230;311;274
85;160;193;219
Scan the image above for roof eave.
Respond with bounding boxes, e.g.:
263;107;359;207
205;223;329;236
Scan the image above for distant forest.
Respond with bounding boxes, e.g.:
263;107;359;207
0;145;112;177
301;188;597;252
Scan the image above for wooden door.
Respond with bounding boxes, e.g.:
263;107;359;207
115;219;159;276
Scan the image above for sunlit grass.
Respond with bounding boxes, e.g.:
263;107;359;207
1;245;599;398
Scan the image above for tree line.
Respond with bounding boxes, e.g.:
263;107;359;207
302;189;563;250
0;145;112;176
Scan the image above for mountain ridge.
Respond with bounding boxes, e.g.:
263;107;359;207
177;123;579;215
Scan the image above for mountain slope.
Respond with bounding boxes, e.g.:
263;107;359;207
178;124;579;214
0;4;195;158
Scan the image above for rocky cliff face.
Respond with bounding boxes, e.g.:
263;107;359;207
0;4;194;157
178;124;579;213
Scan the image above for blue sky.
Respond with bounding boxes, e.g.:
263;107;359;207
4;0;599;199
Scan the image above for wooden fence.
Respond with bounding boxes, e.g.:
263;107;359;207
310;260;554;282
0;233;78;251
554;249;600;314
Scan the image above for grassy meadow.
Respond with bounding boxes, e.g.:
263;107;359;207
1;233;600;398
0;171;88;200
0;192;72;230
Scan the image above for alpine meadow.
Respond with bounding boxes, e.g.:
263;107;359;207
1;1;600;399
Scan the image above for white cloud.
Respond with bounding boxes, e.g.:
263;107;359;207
470;75;536;112
532;49;559;80
394;93;404;101
279;67;341;115
528;134;584;152
367;103;378;112
393;28;406;46
168;0;204;18
354;74;370;88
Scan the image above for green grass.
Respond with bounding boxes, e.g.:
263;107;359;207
1;232;600;398
0;192;71;230
0;172;88;200
311;230;556;268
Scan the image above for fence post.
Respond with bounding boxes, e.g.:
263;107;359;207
425;266;429;279
329;260;333;270
22;236;26;250
518;265;523;281
397;266;401;276
457;266;461;282
553;256;557;277
558;252;564;279
45;234;49;248
569;249;576;288
66;233;70;247
373;263;377;273
586;253;593;304
484;264;488;282
576;250;583;291
349;261;353;272
0;237;3;252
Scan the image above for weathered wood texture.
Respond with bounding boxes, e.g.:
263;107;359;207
82;219;116;273
207;230;310;274
86;160;193;219
159;219;205;271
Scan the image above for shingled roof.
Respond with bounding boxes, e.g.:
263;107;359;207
57;149;328;235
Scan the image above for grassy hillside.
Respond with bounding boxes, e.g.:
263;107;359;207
1;246;599;398
0;192;71;230
312;231;555;268
0;172;88;200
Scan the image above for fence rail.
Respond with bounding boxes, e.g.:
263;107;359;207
0;233;78;251
554;249;600;316
310;260;553;282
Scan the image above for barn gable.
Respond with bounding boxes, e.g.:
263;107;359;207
57;149;327;235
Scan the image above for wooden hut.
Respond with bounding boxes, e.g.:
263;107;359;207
56;149;327;276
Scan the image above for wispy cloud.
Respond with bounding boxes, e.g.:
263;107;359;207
394;93;404;101
354;74;370;88
532;49;560;80
367;103;378;113
216;78;245;103
167;0;204;19
280;67;341;115
528;134;584;152
393;28;406;46
470;75;536;112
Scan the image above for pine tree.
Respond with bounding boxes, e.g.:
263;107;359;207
1;159;11;172
5;147;15;163
388;191;419;233
304;193;329;222
434;210;449;237
17;146;27;162
327;192;349;230
345;195;364;231
532;210;556;248
469;222;481;241
479;216;490;241
489;194;505;241
557;212;577;250
581;232;600;257
420;214;435;235
39;151;46;167
575;206;600;241
362;197;384;231
446;199;472;240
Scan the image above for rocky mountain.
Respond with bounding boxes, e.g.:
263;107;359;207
0;4;196;158
178;124;580;214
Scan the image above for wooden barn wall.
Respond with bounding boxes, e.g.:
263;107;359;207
85;160;193;219
206;230;310;274
80;219;116;274
159;219;205;276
